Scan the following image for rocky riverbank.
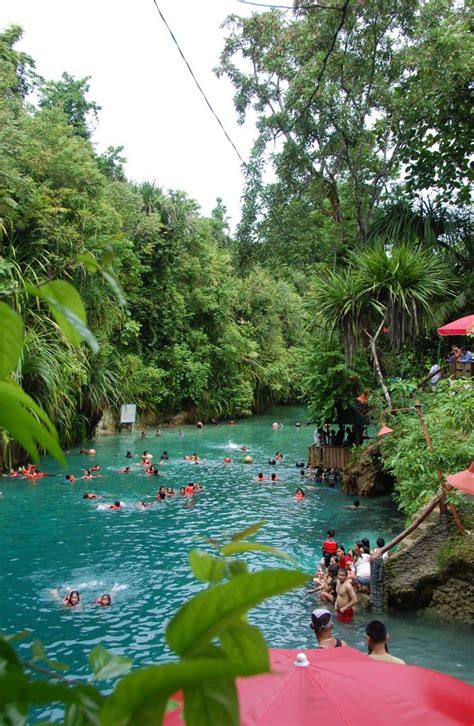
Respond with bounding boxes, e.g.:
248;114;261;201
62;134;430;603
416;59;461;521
383;507;474;624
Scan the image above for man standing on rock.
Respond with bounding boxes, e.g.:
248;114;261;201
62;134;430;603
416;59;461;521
335;567;358;622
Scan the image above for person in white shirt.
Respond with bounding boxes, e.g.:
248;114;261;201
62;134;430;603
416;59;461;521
353;542;371;590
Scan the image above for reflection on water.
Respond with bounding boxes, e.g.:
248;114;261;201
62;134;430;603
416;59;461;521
1;406;473;710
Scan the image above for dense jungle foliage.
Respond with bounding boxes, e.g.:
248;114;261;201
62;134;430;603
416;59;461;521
1;0;472;456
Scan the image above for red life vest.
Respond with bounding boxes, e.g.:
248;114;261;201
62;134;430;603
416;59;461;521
322;539;338;555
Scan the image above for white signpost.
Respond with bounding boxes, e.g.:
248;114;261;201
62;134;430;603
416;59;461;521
120;404;137;424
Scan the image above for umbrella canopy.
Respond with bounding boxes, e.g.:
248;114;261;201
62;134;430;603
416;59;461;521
447;462;474;496
437;314;474;336
165;647;474;725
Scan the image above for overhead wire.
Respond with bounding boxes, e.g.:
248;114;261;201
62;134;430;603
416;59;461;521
151;0;247;167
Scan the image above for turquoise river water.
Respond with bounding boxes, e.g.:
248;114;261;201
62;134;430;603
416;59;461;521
1;406;473;719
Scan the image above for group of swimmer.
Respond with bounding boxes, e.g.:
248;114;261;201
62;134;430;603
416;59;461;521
51;589;112;608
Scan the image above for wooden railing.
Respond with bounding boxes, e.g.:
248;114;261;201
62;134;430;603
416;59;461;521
307;444;353;470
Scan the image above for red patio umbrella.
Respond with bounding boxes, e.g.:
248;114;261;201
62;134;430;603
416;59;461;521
165;647;474;725
437;314;474;336
447;462;474;496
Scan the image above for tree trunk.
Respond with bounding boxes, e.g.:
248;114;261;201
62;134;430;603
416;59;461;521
366;324;392;408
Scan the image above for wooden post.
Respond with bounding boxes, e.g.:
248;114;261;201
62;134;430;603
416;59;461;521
414;402;448;514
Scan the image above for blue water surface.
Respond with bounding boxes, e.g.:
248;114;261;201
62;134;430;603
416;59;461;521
1;406;473;718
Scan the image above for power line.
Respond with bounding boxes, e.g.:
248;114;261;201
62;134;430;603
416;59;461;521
152;0;247;167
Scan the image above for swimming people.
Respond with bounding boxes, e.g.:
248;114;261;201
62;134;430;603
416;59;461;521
185;482;194;495
166;487;175;497
83;492;100;499
257;472;265;481
109;501;122;510
82;469;95;480
140;431;147;438
179;486;186;496
119;466;131;474
126;450;132;458
274;451;283;461
156;487;166;500
64;590;80;607
96;594;112;606
138;500;152;509
295;488;305;500
161;451;169;461
64;474;76;483
270;473;279;482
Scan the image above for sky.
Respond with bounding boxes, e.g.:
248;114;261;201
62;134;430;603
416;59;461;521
0;0;265;228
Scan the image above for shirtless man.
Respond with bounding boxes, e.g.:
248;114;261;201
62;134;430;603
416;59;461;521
335;568;358;623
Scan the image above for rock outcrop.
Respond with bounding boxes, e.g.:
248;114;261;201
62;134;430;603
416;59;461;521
383;509;474;623
342;441;395;497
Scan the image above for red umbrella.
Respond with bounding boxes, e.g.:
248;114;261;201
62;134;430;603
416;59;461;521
447;462;474;496
165;647;474;725
437;315;474;336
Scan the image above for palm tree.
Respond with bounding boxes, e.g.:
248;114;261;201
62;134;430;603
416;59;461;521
309;244;455;407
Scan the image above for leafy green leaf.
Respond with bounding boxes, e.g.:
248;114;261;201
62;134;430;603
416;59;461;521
184;676;238;726
0;303;23;379
101;268;126;307
220;620;269;670
26;280;99;353
78;251;100;273
166;569;308;657
221;542;292;561
189;550;226;583
0;381;65;464
230;521;266;542
31;640;68;671
88;645;132;681
227;560;248;578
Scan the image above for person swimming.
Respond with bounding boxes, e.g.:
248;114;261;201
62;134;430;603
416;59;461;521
185;482;194;495
64;473;76;483
125;450;132;458
138;500;152;509
179;486;186;496
96;593;112;606
257;472;265;481
109;501;122;510
166;487;175;497
119;466;131;474
270;473;279;482
83;492;100;499
295;488;305;500
64;590;80;607
156;487;166;500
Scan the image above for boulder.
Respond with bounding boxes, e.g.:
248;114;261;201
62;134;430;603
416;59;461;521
342;441;395;497
384;509;474;623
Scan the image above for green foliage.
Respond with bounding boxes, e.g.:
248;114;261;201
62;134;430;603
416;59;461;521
380;380;474;517
299;331;372;426
437;504;474;572
0;524;308;725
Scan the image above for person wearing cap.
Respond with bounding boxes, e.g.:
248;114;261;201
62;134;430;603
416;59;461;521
366;620;405;664
310;608;347;648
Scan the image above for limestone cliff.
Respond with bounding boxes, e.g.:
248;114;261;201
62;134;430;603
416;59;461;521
342;441;395;497
383;508;474;624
